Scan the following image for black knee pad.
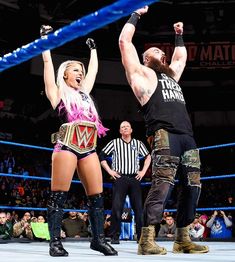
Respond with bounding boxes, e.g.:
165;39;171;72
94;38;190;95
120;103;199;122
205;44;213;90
87;193;103;209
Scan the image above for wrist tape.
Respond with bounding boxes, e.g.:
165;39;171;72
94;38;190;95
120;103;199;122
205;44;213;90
175;34;184;47
127;12;140;27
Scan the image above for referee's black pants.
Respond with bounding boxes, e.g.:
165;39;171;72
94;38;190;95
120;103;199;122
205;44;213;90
109;175;143;240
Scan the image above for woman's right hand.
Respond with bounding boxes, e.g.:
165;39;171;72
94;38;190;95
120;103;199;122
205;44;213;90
86;38;96;50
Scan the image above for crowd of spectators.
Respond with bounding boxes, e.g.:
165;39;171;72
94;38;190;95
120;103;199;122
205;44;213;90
0;209;92;242
0;114;235;242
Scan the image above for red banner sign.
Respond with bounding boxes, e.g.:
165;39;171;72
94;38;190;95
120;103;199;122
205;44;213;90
144;42;235;69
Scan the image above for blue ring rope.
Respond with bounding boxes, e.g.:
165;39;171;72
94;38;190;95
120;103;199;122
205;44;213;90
165;206;235;213
1;139;234;212
1;140;235;185
1;172;235;187
2;140;235;152
0;205;112;214
199;142;235;151
0;173;113;189
1;205;235;214
0;140;52;151
0;0;158;72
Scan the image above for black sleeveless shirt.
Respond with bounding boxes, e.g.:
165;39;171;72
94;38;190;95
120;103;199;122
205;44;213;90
140;72;193;137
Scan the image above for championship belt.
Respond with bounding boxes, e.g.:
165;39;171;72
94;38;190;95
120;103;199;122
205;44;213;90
51;121;97;154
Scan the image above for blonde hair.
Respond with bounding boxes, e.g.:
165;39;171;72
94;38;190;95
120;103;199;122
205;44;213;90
56;60;108;136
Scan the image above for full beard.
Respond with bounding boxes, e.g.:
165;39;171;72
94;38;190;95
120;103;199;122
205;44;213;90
146;57;175;78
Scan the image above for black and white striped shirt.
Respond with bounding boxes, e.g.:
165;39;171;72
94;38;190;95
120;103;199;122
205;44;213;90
100;138;149;175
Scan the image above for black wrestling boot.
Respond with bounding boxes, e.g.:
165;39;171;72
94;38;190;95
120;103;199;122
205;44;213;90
88;194;118;256
49;237;68;257
47;191;68;257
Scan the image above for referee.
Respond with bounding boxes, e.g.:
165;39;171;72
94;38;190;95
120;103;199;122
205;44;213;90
99;121;151;244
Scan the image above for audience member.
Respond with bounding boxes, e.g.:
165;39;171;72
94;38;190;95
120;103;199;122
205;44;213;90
5;151;15;174
62;211;89;238
0;211;13;240
158;214;176;239
189;215;205;240
31;215;50;241
225;196;235;207
160;212;171;225
37;215;46;223
199;214;210;239
206;210;232;239
13;212;34;240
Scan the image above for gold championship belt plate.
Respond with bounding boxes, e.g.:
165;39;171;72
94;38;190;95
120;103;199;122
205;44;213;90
51;121;97;154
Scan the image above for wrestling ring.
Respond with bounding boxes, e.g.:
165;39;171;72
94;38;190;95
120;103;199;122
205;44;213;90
0;0;235;261
0;138;235;262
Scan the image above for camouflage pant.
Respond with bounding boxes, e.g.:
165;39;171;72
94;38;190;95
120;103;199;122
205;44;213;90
144;129;201;227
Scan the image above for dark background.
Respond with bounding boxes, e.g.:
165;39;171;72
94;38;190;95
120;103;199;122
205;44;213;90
0;0;235;147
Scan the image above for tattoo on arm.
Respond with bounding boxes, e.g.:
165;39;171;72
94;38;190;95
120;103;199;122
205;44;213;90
146;88;153;96
136;87;152;104
137;86;146;100
174;63;183;76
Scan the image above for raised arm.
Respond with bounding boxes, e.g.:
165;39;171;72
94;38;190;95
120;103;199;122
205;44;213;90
169;22;187;82
40;25;59;109
119;6;156;105
118;6;149;83
82;38;98;94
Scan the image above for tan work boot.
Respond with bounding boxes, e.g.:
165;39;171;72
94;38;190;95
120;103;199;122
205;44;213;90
173;226;209;253
137;225;167;255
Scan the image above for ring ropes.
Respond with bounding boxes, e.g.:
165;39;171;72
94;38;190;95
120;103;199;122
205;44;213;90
0;139;235;214
0;0;232;214
0;0;159;72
